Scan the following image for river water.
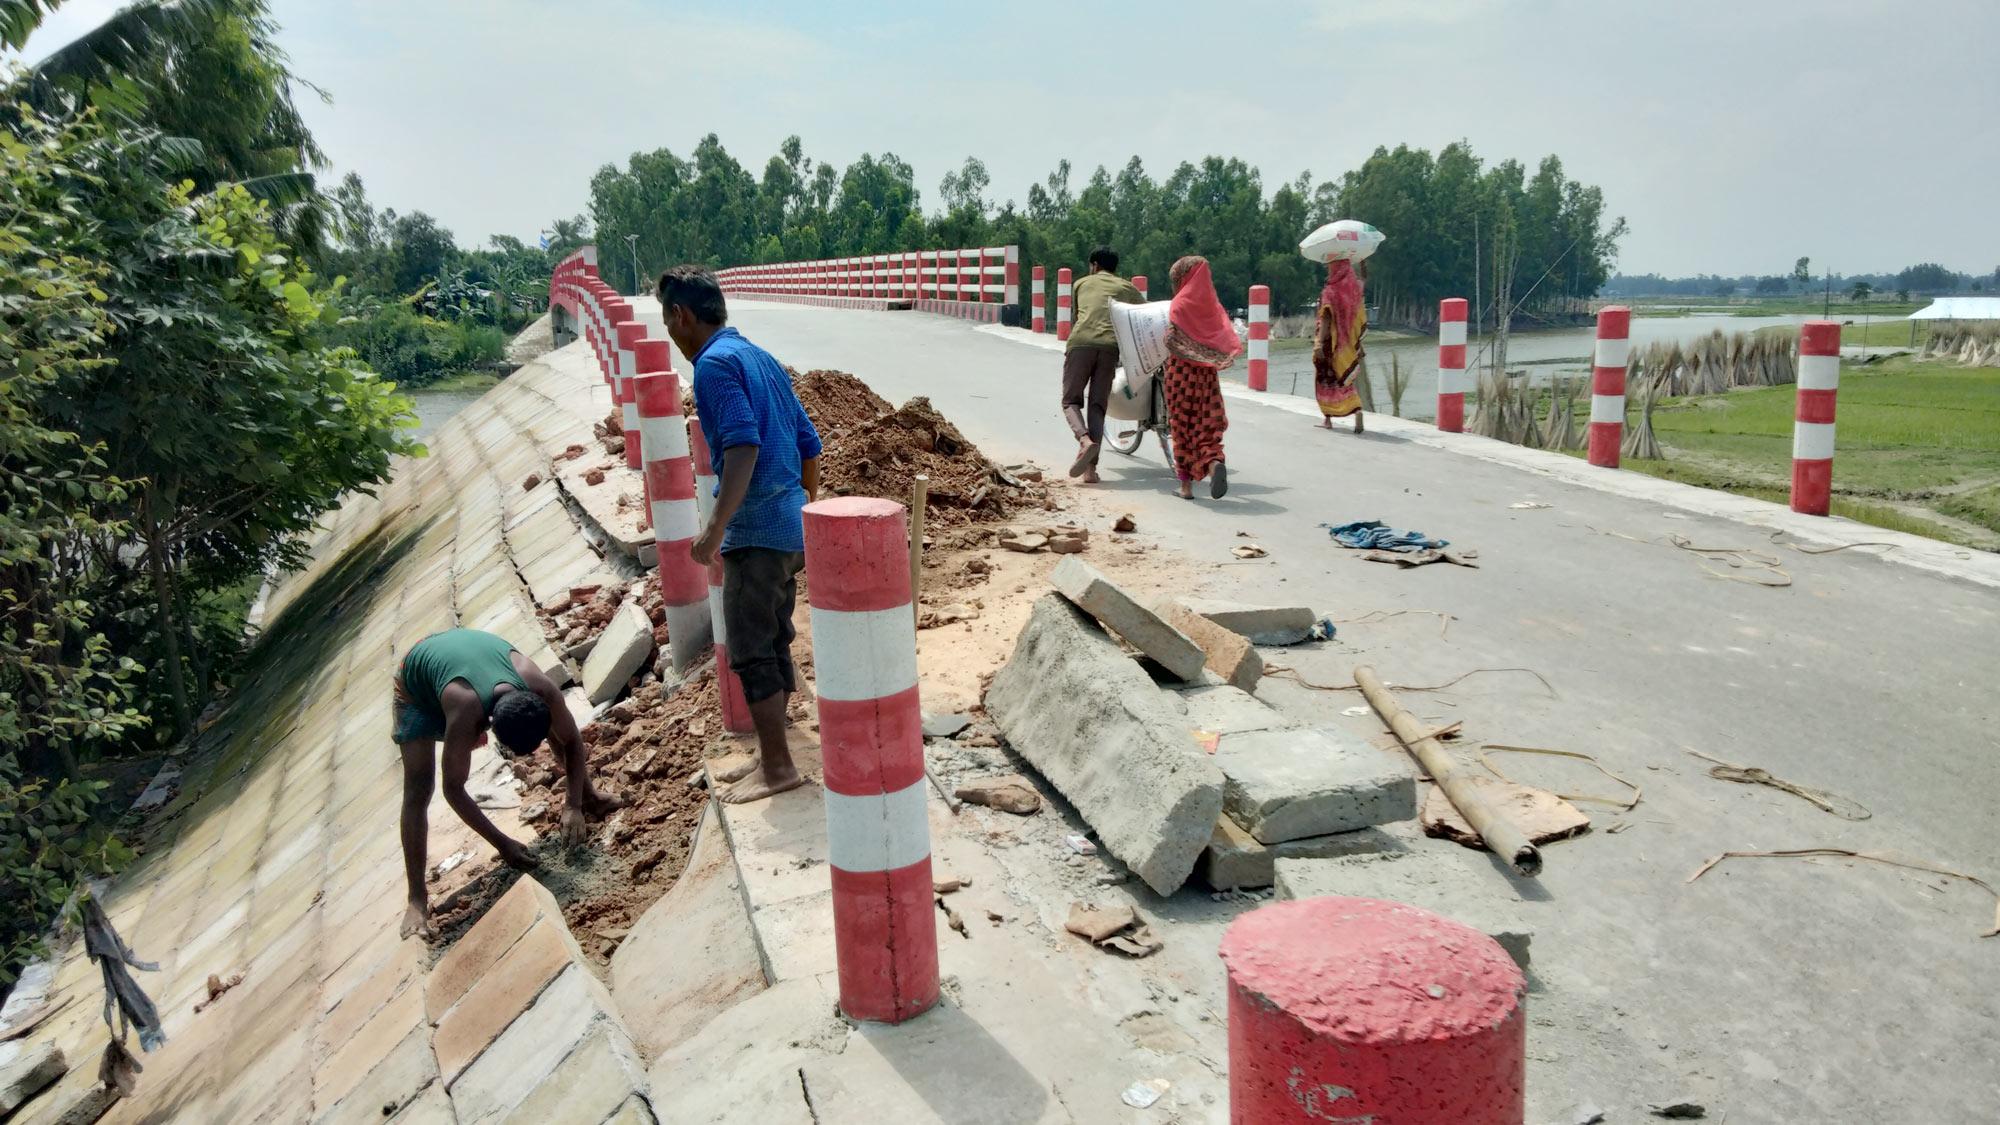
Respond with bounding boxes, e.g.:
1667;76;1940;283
409;386;488;443
1242;312;1847;423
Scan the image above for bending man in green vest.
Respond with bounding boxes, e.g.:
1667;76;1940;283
393;628;622;938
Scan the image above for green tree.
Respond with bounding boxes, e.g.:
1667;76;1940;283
1848;280;1873;303
1793;257;1812;288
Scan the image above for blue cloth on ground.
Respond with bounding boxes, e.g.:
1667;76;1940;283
1323;520;1448;552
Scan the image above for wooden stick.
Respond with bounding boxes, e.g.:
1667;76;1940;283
1354;665;1542;877
909;474;929;621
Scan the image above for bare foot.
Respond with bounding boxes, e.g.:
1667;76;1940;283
1319;417;1332;429
719;763;807;804
712;755;758;784
582;788;628;818
400;898;433;940
1081;469;1101;484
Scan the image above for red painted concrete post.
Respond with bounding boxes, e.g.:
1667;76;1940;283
1132;275;1148;301
686;418;753;732
615;317;646;471
1003;245;1019;311
1031;266;1047;333
1792;321;1842;515
1437;297;1470;432
1220;897;1526;1124
1588;305;1632;468
803;497;938;1025
1247;285;1271;391
633;341;712;672
1056;268;1073;342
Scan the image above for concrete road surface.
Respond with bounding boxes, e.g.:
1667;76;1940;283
639;299;2000;1121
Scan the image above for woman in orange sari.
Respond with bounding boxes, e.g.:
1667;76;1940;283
1162;255;1242;499
1314;259;1366;432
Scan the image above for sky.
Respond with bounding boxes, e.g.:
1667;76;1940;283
15;0;2000;278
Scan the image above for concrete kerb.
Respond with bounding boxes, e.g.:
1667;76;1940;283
974;321;2000;591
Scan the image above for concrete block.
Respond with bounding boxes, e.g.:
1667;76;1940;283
0;1042;65;1116
1214;727;1414;844
581;600;654;704
447;964;619;1119
599;1095;659;1124
1198;817;1408;891
1176;598;1315;645
313;1026;438;1125
434;917;578;1085
610;805;767;1058
1274;850;1535;968
1174;684;1287;736
646;980;838;1125
494;1024;649;1125
428;876;563;1023
986;595;1224;895
1049;557;1205;682
1159;602;1263;692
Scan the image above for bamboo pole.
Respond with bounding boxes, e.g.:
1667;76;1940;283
1354;665;1542;876
909;474;929;623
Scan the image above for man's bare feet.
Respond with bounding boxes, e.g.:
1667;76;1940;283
581;788;627;818
400;898;433;940
719;762;807;804
1319;417;1333;429
1081;468;1101;484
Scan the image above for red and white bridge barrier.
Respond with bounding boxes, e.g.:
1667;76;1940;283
1055;268;1072;342
1246;285;1270;392
1588;305;1631;468
804;496;938;1024
1792;321;1841;516
686;418;754;732
633;342;712;672
1030;266;1046;333
1437;297;1469;432
715;246;1020;324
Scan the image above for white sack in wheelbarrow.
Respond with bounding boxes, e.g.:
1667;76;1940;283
1105;365;1157;422
1299;219;1385;263
1110;299;1172;380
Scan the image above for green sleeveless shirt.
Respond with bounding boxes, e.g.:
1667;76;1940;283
396;629;527;736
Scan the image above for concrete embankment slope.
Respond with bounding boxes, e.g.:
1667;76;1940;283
8;346;625;1124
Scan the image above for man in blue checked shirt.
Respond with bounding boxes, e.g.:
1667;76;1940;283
658;265;821;804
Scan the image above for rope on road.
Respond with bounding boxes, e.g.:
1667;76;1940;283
1478;744;1642;811
1334;608;1456;638
1686;749;1871;820
1269;665;1556;698
1686;849;2000;939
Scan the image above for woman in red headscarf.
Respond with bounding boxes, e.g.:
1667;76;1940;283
1314;259;1367;432
1162;255;1242;499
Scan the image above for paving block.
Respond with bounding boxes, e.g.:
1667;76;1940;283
1174;684;1287;736
610;805;766;1058
1274;849;1536;968
315;967;428;1112
986;595;1224;895
1198;816;1407;891
428;874;563;1023
434;916;579;1085
580;601;654;704
600;1094;660;1124
495;1024;649;1125
0;1042;66;1116
1159;601;1263;692
1175;597;1316;645
446;964;625;1121
646;980;837;1125
1049;557;1205;682
313;1026;439;1125
1214;727;1414;844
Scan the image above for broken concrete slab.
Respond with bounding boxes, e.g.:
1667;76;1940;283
1049;557;1205;683
1175;598;1316;645
1214;727;1414;844
1274;849;1537;968
581;600;654;704
610;805;766;1058
1198;817;1408;891
646;979;838;1125
1174;684;1287;736
0;1042;65;1116
986;594;1224;895
1159;601;1263;692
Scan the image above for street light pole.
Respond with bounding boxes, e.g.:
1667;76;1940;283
625;234;640;297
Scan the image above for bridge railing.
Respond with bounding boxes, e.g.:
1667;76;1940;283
715;246;1020;324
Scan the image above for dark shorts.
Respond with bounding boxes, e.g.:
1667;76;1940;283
722;546;805;705
391;652;446;745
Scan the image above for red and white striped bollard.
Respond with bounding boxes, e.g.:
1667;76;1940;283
1792;321;1841;515
804;497;939;1024
1031;266;1046;333
1588;306;1631;468
633;341;713;672
1247;285;1270;392
1437;297;1469;432
686;418;753;732
615;317;646;471
1055;268;1072;342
